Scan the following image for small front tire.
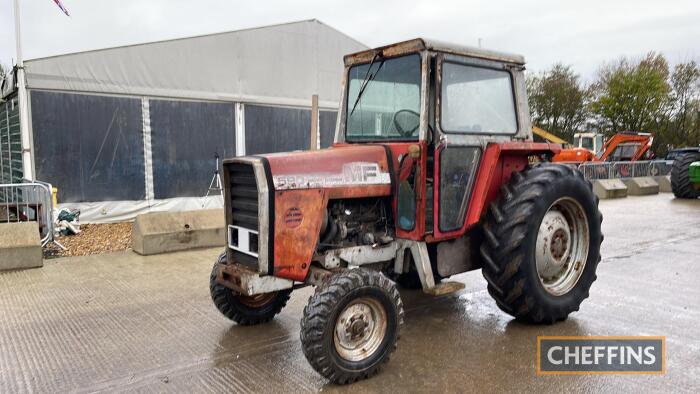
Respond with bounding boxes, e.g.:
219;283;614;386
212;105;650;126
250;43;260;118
210;254;291;325
300;269;403;384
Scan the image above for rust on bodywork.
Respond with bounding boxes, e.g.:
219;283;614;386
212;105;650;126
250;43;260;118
260;144;393;281
272;189;328;281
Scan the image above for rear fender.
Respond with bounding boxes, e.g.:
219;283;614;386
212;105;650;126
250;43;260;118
428;142;559;242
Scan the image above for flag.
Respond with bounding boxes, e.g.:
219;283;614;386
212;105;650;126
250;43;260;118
52;0;70;16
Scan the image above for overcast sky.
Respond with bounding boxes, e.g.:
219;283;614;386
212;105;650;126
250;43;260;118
1;0;699;80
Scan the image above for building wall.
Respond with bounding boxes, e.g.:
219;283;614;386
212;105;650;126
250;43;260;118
31;91;145;202
29;89;339;205
149;99;236;199
20;20;363;214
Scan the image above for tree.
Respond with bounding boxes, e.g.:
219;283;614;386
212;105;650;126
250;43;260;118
589;52;671;137
526;64;590;142
665;61;700;149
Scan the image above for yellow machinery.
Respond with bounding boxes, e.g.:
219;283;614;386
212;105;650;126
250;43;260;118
532;126;568;145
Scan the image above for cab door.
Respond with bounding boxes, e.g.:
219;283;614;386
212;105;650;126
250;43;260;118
430;52;520;240
431;143;481;240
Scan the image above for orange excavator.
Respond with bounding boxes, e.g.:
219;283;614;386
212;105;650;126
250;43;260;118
550;131;654;163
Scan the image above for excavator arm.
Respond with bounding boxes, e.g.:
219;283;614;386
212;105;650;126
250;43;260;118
532;126;568;145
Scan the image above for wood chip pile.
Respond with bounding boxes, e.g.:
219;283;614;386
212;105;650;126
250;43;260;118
48;222;133;257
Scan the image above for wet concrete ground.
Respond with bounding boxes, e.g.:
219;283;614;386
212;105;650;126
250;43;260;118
1;193;699;393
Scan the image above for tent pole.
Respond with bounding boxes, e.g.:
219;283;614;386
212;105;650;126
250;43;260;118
310;94;319;150
13;0;34;180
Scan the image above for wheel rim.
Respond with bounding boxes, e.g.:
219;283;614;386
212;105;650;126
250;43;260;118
535;197;590;296
333;297;387;362
238;292;276;308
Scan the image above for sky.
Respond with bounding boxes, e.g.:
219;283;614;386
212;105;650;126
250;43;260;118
1;0;699;80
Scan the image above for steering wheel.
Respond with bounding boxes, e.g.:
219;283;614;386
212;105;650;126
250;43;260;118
392;109;420;137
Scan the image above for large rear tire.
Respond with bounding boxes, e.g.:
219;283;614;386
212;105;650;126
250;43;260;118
671;153;700;199
480;165;603;324
210;253;292;325
300;269;403;384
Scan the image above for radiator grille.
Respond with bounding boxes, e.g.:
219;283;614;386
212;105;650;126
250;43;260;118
227;162;260;269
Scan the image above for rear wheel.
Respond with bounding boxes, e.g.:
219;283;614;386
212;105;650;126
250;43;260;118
480;165;603;324
300;269;403;384
671;153;700;199
210;253;291;325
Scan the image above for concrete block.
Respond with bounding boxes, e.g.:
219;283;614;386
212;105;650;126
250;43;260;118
132;209;226;255
0;222;43;271
592;179;628;199
622;177;659;196
654;175;672;193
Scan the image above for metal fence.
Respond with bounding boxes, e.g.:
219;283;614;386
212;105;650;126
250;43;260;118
0;179;62;248
578;160;673;180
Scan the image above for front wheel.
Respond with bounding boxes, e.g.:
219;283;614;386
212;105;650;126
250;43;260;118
210;254;291;325
480;165;603;324
300;269;403;384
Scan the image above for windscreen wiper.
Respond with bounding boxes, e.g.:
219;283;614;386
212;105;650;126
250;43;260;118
349;53;385;117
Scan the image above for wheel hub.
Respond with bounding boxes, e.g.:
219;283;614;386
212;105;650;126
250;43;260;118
334;298;387;362
237;292;276;308
348;314;368;337
536;210;572;278
550;228;569;260
535;198;590;296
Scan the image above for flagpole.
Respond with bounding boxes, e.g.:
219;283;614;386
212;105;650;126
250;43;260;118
13;0;34;180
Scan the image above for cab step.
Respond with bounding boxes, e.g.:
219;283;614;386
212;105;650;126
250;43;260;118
424;281;465;296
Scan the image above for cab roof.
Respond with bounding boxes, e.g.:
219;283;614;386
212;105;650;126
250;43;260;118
344;38;526;66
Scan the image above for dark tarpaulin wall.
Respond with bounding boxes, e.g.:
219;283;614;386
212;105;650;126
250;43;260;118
0;96;23;185
149;99;235;199
245;105;311;154
319;110;337;148
31;91;145;202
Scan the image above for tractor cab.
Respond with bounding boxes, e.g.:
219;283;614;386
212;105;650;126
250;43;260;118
572;132;605;156
334;39;545;241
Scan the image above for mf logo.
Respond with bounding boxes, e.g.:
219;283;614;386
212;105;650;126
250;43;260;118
343;163;380;183
537;336;665;375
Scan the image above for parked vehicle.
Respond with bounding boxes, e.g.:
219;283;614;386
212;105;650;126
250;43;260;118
666;146;700;161
553;131;654;163
209;38;603;384
670;149;700;199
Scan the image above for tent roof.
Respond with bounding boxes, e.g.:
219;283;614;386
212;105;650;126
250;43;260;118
23;20;368;108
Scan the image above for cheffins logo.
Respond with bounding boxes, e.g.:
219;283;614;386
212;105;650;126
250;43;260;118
537;336;665;375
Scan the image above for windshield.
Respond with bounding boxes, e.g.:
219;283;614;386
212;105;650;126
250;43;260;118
581;137;594;151
595;135;604;154
610;143;640;160
345;54;421;141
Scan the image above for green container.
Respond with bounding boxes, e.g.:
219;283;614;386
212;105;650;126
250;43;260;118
690;161;700;184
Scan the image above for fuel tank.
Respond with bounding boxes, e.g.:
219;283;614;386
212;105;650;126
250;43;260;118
553;147;595;163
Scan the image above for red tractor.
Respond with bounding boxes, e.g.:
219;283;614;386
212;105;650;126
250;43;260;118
210;39;603;384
